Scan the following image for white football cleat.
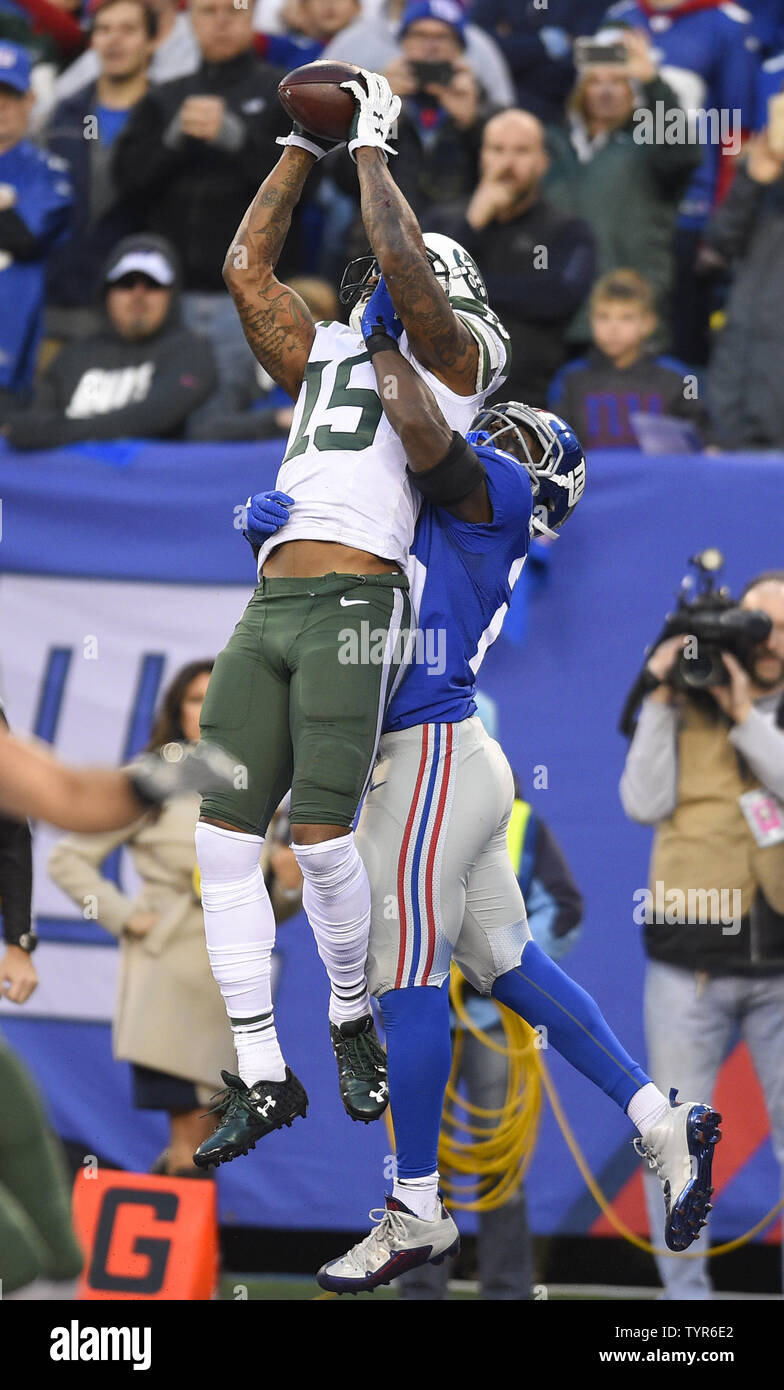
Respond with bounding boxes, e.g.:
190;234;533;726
634;1088;722;1251
316;1195;460;1293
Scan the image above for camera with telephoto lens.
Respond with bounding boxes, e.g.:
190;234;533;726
619;550;772;736
662;550;770;691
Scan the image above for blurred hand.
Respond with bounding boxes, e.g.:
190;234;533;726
124;909;159;938
621;29;657;84
269;843;302;894
384;56;417;99
179;96;227;143
745;131;784;185
274;405;295;433
645;634;688;699
708;650;753;723
466;176;521;229
0;945;38;1004
426;60;479;130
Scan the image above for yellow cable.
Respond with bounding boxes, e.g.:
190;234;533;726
436;968;543;1212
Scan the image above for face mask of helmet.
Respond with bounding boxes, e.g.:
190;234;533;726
468;402;586;538
339;235;487;333
339;249;452;333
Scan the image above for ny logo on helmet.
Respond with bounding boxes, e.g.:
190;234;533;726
550;456;586;507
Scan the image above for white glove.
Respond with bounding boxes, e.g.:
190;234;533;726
340;69;401;162
276;123;344;161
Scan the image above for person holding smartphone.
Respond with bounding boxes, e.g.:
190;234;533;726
379;1;499;224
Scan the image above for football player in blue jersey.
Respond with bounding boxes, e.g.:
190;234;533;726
245;279;722;1294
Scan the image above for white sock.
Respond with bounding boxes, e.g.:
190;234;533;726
393;1173;441;1221
195;822;286;1085
627;1082;670;1136
292;832;371;1025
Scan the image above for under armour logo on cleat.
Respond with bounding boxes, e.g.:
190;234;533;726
255;1094;276;1117
370;1084;388;1103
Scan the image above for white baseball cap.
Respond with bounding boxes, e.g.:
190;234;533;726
106;249;175;286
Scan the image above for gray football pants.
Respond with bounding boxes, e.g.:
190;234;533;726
355;716;531;997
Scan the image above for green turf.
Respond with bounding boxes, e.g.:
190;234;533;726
218;1276;647;1301
219;1275;477;1301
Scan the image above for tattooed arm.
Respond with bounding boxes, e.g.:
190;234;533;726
223;147;317;401
354;148;479;396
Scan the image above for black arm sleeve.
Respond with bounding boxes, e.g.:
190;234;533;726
0;814;33;946
407;432;486;505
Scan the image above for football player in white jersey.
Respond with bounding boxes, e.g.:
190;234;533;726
192;71;512;1167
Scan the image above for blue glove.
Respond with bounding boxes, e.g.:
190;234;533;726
361;276;403;346
244;491;294;546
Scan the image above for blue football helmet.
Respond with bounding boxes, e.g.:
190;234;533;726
468;401;586;537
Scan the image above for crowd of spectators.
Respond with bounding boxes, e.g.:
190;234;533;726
2;0;784;452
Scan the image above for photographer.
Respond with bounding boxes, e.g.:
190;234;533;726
620;569;784;1300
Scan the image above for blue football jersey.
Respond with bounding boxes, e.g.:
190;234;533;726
384;445;532;733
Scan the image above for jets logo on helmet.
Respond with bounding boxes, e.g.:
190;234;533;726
421;233;488;305
468;401;586;536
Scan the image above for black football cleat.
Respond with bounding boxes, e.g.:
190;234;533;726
329;1014;389;1123
193;1067;308;1169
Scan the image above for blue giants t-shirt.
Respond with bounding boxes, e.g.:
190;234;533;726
384;445;533;733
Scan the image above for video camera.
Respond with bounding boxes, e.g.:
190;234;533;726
619;550;772;736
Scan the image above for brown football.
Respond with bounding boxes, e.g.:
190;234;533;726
278;60;366;141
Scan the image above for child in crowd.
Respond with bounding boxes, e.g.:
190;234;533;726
548;269;712;450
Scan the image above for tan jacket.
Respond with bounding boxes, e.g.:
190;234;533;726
48;793;236;1095
652;703;784;917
